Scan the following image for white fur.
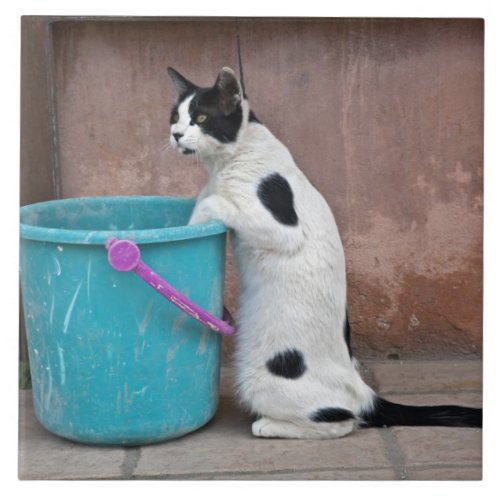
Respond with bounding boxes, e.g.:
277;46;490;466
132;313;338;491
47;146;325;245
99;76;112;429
171;74;376;439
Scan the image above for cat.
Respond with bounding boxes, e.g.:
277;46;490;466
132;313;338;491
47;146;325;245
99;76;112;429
167;66;482;438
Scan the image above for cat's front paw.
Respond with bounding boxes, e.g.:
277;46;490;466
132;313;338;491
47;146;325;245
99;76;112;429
188;195;234;226
252;417;274;438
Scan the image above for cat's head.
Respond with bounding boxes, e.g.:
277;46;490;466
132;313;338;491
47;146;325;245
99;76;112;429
167;66;246;156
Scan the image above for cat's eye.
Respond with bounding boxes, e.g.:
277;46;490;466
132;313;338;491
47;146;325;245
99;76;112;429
171;112;179;124
195;114;207;124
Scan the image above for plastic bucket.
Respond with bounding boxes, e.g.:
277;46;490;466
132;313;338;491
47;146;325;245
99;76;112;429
20;196;228;445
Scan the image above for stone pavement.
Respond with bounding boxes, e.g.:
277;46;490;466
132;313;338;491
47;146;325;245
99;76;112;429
18;359;482;480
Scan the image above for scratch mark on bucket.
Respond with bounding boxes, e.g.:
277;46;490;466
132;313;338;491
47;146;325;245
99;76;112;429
172;312;188;333
197;331;209;355
116;391;122;415
138;299;154;334
53;256;61;277
49;294;55;326
133;386;148;397
45;366;53;411
124;383;133;407
86;260;92;301
63;280;83;334
57;344;66;386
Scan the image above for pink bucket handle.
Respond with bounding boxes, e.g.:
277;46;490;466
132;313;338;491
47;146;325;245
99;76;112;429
105;238;235;336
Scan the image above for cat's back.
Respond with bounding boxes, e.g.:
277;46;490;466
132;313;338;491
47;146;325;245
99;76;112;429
224;121;345;292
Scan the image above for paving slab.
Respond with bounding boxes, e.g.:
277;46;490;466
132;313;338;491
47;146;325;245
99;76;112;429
18;390;125;480
392;425;482;468
388;393;482;468
406;465;482;480
134;398;390;479
367;359;482;394
183;468;397;480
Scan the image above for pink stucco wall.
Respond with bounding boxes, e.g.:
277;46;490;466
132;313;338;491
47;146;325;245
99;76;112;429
50;18;483;358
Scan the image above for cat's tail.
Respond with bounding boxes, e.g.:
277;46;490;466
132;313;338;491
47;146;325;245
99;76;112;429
360;396;482;428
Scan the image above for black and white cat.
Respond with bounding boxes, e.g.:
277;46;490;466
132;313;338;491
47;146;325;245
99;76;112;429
167;66;482;439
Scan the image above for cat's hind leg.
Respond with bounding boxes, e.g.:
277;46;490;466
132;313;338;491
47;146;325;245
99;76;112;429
252;416;355;439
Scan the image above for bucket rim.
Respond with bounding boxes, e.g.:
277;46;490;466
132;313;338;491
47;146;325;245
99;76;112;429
20;195;228;245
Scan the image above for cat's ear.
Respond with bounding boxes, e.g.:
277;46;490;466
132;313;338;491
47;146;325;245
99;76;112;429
167;67;196;96
215;67;241;115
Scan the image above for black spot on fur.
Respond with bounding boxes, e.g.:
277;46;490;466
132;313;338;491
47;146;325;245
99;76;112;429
266;349;306;379
257;173;299;226
310;407;354;423
344;310;352;358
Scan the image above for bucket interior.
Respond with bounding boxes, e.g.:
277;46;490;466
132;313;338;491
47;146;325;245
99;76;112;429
20;196;193;232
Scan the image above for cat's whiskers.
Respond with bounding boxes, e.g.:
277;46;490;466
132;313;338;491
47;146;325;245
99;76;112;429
160;140;173;154
149;135;174;156
193;150;203;169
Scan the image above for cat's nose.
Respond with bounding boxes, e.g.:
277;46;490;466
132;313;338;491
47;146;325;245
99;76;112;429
173;132;183;142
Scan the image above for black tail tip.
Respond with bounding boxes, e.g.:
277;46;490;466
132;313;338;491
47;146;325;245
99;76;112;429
362;397;482;428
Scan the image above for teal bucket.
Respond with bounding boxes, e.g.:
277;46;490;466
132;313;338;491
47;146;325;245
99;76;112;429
20;196;228;445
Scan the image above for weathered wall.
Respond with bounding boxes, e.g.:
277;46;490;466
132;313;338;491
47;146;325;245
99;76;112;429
46;18;483;359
